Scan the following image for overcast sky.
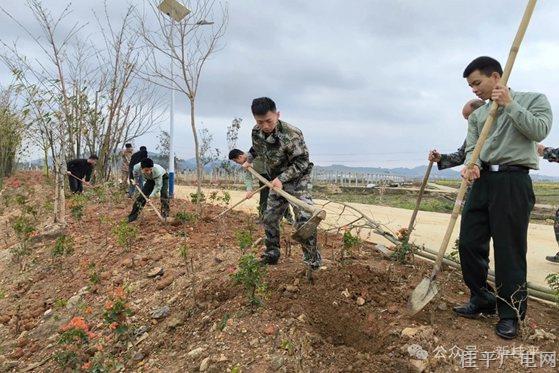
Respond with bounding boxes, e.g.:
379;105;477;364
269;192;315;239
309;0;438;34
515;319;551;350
3;0;559;175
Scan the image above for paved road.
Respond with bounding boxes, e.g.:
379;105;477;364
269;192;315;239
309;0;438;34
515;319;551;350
175;185;558;288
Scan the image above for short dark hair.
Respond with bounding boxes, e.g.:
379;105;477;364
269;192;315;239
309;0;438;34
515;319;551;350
251;97;277;116
463;56;503;78
470;99;485;110
125;143;132;148
88;155;99;160
140;146;147;151
228;149;244;160
141;158;154;168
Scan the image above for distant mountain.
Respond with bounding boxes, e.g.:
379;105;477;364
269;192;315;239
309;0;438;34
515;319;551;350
313;164;461;179
19;155;559;181
313;164;559;181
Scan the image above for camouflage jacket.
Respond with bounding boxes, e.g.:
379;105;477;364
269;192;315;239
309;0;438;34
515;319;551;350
247;120;313;183
121;148;134;172
438;140;466;170
543;147;559;163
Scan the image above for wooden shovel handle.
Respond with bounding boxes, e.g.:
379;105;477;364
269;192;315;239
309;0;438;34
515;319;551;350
68;172;92;187
407;160;433;235
134;184;165;222
213;184;267;220
246;167;322;215
432;0;538;278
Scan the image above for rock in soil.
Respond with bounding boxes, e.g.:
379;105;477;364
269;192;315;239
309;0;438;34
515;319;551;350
156;274;175;290
199;357;211;372
150;305;170;320
187;347;204;358
147;267;164;278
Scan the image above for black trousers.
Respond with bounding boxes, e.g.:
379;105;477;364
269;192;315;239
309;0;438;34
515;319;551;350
68;176;83;193
129;175;170;219
459;170;534;319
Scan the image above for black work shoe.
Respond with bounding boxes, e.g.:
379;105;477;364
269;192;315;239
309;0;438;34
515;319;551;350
127;215;138;223
495;318;519;340
259;253;279;266
453;302;496;319
545;254;559;263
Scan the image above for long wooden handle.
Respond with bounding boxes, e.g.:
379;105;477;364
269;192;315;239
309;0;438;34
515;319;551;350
407;160;433;235
432;0;538;278
134;184;165;222
213;184;267;220
68;172;92;187
246;167;321;215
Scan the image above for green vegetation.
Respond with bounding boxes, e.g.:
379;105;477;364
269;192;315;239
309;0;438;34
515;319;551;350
112;220;139;251
175;211;196;224
233;253;267;307
51;235;75;257
235;229;253;252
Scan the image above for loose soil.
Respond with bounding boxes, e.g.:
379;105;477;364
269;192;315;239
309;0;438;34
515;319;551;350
0;172;558;372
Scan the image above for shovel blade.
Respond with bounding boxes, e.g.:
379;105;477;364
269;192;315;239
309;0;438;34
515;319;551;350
291;210;326;241
408;277;439;315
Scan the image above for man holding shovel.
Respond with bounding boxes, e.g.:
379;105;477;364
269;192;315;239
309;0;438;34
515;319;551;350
228;148;294;223
128;158;170;223
128;146;148;198
457;56;552;339
243;97;321;269
66;155;98;194
428;99;485;169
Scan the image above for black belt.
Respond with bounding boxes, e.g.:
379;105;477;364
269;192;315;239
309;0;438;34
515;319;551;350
481;162;529;173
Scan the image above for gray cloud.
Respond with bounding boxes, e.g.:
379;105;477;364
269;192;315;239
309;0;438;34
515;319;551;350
2;0;559;175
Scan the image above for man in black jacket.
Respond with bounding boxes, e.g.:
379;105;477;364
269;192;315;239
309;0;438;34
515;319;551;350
128;146;148;196
67;155;98;193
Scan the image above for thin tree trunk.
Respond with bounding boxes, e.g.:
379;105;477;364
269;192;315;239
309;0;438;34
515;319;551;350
190;98;202;213
43;147;49;177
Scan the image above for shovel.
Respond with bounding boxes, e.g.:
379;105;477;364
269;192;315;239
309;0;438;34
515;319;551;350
246;167;326;240
409;0;538;315
133;183;167;223
213;184;268;220
406;160;433;237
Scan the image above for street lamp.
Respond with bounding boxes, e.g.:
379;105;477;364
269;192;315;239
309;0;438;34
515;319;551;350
157;0;213;199
158;0;191;199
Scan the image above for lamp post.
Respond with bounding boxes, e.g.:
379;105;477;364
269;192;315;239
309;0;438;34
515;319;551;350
157;1;214;198
157;0;190;198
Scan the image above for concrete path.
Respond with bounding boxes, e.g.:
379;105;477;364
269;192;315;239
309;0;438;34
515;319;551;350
174;185;559;288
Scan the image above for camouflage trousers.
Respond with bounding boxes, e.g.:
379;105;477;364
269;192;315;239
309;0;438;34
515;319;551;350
262;175;321;268
554;208;559;244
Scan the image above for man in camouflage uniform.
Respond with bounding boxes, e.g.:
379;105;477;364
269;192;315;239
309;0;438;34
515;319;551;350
121;143;134;195
243;97;321;268
428;99;485;169
537;143;559;263
228;148;294;222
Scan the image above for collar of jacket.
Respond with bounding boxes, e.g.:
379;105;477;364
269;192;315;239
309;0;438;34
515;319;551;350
256;120;284;143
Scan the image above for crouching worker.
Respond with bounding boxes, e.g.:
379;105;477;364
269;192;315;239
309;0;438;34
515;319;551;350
128;158;170;222
67;155;98;194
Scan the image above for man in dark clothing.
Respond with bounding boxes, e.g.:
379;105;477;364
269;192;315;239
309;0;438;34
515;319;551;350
128;146;148;195
67;155;98;194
